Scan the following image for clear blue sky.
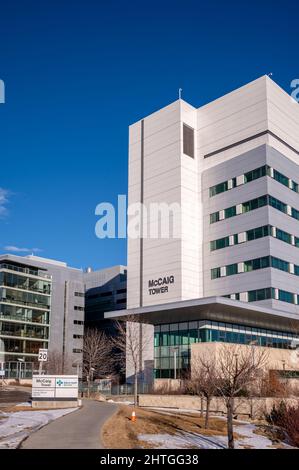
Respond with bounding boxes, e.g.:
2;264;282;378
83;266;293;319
0;0;298;270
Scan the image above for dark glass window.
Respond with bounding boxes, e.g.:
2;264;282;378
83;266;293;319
276;228;291;244
226;264;238;276
292;207;299;220
248;288;272;302
269;196;287;213
273;169;289;187
209;181;228;197
271;257;289;272
244;165;267;183
225;206;236;219
278;290;294;304
183;124;194;158
211;268;221;279
210;212;219;224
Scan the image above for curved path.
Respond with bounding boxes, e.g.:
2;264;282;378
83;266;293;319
21;400;118;449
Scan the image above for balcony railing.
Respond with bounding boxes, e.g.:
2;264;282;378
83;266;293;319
0;263;52;280
0;313;49;325
0;280;51;295
0;329;49;339
0;297;50;310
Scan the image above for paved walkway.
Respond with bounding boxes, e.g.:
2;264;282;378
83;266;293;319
21;400;118;449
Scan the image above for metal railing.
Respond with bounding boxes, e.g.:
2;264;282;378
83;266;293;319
1;361;35;379
0;264;51;279
78;382;152;396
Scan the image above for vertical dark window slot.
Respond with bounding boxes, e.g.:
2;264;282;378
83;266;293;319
183;124;194;158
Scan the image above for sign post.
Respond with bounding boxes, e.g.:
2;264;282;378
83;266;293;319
38;348;48;375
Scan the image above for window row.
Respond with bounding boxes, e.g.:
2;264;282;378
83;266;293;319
224;287;298;305
0;272;51;295
0;321;49;340
0;304;49;325
211;255;299;279
0;287;51;309
74;292;84;297
210;194;299;224
209;164;299;197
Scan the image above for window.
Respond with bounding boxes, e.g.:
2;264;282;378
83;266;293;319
278;290;294;304
74;306;84;311
73;348;82;353
100;291;113;297
271;257;289;272
210;212;219;224
276;228;291;244
210;236;230;251
211;268;221;279
74;292;84;297
269;196;287;213
226;264;238;276
248;288;272;302
183;124;194;158
292;207;299;220
209;178;237;197
117;288;126;294
208;165;299;198
224;206;236;219
73;334;83;339
244;165;267;183
273;169;289;187
74;320;84;325
210;181;228;197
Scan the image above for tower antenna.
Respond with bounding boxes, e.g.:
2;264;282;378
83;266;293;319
178;88;183;100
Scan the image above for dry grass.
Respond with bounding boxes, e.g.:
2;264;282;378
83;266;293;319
102;405;240;449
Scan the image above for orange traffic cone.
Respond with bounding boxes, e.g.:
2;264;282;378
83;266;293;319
131;410;136;422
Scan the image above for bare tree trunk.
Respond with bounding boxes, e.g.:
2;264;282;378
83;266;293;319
205;397;211;429
134;367;138;407
200;396;204;418
227;397;234;449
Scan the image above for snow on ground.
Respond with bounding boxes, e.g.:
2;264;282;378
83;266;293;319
139;420;290;449
107;399;134;405
139;431;226;449
0;408;78;449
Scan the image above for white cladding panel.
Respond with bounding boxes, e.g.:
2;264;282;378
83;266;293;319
127;76;299;310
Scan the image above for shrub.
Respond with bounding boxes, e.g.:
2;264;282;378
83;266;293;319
265;401;287;426
281;405;299;447
265;401;299;447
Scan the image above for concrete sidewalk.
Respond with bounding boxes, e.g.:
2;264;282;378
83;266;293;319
21;400;118;449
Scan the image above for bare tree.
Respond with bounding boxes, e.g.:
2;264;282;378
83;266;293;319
216;343;268;449
46;350;72;375
111;315;152;407
189;353;218;428
83;328;112;397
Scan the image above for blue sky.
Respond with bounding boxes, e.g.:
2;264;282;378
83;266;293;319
0;0;298;270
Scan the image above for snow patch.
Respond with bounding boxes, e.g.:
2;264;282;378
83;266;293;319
0;408;78;449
